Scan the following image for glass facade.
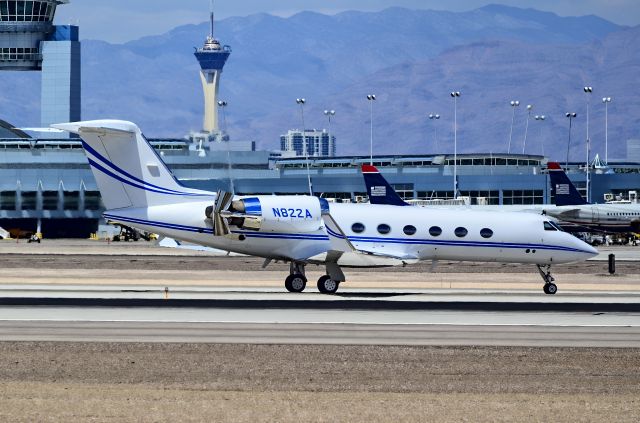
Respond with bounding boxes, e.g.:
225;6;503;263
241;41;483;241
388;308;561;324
502;189;544;205
280;130;336;158
0;46;40;62
0;1;57;22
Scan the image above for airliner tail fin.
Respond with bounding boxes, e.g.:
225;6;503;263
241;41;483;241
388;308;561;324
548;162;588;206
361;165;409;206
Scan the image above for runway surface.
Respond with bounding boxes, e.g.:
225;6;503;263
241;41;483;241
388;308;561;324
1;285;639;347
1;240;638;349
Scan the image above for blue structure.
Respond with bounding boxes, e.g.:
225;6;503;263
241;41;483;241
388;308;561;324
0;1;80;134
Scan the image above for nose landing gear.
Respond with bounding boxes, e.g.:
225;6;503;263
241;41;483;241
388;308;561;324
537;264;557;295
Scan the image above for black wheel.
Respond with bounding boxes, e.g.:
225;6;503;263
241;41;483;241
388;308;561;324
317;275;339;294
285;274;307;293
544;283;557;295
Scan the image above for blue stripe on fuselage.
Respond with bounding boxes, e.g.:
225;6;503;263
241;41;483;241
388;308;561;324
104;214;591;254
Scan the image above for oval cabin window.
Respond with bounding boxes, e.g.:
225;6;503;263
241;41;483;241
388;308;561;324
403;225;417;236
351;223;365;233
429;226;442;237
480;228;493;238
455;227;468;237
377;224;391;235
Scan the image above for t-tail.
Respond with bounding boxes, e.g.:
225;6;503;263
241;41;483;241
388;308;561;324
361;165;409;206
548;162;588;206
51;120;213;210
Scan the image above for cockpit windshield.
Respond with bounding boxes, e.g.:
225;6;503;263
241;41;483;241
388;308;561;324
544;221;563;231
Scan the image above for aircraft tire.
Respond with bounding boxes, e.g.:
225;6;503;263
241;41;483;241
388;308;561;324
317;275;339;294
543;283;557;295
285;274;307;293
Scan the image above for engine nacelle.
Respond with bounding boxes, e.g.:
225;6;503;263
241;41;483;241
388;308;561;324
212;195;323;233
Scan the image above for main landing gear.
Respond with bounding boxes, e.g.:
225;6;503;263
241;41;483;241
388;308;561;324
284;262;341;294
284;262;307;293
536;264;557;295
317;275;339;294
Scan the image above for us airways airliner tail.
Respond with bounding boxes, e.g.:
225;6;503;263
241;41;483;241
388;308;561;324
53;120;597;295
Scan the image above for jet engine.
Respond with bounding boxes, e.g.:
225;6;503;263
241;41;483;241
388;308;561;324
206;192;323;236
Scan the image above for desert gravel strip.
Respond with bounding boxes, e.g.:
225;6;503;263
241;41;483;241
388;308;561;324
0;342;638;422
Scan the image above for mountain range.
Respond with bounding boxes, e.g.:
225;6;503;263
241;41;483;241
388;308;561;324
0;4;638;160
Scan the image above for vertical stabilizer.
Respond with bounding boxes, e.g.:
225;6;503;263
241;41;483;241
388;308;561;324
362;165;409;206
51;120;212;210
548;162;588;206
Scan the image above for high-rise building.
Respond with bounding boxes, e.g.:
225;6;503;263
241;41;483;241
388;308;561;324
627;139;640;162
193;3;230;136
280;129;336;157
0;1;80;134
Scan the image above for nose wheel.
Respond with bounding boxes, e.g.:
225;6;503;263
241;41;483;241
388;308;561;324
543;282;557;295
537;264;557;295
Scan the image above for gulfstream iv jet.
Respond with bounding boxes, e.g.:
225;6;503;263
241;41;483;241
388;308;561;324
53;120;597;295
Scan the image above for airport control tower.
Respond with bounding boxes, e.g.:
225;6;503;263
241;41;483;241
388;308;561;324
0;1;80;134
194;2;231;137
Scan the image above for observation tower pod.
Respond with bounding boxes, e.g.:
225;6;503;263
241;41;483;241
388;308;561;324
194;5;231;135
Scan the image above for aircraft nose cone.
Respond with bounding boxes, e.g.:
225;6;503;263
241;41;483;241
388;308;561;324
578;240;599;258
585;243;599;257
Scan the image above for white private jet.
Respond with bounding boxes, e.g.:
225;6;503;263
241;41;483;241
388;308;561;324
52;120;597;295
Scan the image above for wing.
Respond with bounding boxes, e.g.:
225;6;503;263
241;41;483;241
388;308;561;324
310;210;418;267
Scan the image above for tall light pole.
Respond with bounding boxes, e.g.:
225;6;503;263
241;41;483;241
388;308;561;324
508;100;520;154
217;100;234;194
584;86;593;203
451;91;461;199
324;109;336;157
522;104;533;154
602;97;612;165
534;115;546;156
565;112;577;168
296;98;313;195
428;113;440;152
367;94;376;165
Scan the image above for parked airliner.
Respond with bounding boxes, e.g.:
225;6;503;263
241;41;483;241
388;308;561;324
363;164;640;233
52;120;597;295
546;162;640;233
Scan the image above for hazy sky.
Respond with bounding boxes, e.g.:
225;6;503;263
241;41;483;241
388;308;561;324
56;0;639;43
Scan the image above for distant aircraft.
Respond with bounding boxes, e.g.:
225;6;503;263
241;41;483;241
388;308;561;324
363;163;640;233
53;120;597;295
546;162;640;233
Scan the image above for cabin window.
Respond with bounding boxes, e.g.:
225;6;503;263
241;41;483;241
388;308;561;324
544;221;557;231
429;226;442;237
351;222;365;233
455;227;468;237
403;225;417;236
377;224;391;235
480;228;493;239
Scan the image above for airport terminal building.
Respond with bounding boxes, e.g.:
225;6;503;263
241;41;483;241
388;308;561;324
1;124;639;237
